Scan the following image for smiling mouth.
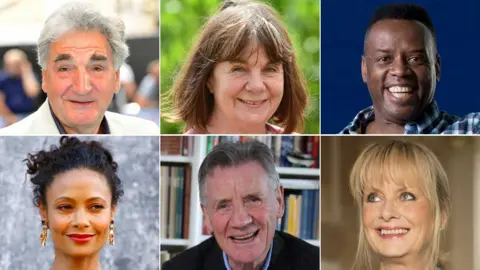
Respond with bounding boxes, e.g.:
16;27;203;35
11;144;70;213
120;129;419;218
230;230;259;243
376;228;410;238
67;234;94;243
238;99;267;106
70;100;94;104
388;86;413;99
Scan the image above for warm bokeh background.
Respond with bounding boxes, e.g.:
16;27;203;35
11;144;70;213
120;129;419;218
160;0;319;134
321;136;480;270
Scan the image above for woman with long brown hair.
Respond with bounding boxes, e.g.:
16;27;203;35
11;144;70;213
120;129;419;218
164;0;308;134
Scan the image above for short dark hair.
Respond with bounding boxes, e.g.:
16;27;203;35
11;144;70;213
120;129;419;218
365;3;436;51
25;136;124;208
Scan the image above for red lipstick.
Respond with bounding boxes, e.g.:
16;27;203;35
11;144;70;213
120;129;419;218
67;234;94;244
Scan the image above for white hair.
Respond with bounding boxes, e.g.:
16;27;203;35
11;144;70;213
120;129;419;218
37;2;129;71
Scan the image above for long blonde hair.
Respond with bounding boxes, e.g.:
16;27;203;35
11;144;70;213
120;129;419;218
349;140;450;270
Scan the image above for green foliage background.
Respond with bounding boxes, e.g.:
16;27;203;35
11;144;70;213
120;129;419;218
160;0;319;134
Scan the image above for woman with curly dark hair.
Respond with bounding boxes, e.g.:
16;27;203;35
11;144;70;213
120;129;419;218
25;136;124;270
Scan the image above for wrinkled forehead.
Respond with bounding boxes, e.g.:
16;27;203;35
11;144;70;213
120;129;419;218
48;31;112;62
205;162;271;190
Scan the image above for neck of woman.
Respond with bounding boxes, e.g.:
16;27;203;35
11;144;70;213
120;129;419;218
51;251;101;270
379;256;436;270
207;113;267;134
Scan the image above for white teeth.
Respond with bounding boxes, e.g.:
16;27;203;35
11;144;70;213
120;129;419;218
240;99;263;105
232;232;256;240
380;229;409;235
388;86;412;93
388;86;412;99
391;92;410;99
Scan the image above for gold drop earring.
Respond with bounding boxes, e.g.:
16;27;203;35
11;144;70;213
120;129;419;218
109;220;116;246
40;220;48;247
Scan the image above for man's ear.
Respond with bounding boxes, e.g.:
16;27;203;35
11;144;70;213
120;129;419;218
41;70;48;94
275;186;285;219
201;204;213;234
435;54;441;82
361;56;368;83
114;70;121;93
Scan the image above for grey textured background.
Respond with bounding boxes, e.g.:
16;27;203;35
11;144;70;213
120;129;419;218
0;136;160;270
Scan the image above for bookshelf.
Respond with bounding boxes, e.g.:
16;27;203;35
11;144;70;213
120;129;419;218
160;238;190;246
160;136;320;264
161;155;193;163
276;167;319;176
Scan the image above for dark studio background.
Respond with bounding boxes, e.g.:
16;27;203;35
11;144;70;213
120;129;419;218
321;0;480;133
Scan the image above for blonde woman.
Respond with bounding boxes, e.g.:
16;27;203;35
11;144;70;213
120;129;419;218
349;140;449;270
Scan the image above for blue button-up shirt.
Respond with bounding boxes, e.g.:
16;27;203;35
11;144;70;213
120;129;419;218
341;101;480;134
222;243;273;270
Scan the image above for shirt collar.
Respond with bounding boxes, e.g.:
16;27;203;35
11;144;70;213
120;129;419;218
341;101;453;134
405;101;442;133
48;102;110;134
341;105;375;134
222;243;273;270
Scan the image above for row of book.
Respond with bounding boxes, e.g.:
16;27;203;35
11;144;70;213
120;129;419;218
160;136;320;169
161;136;194;156
160;164;191;239
278;190;320;240
160;165;320;242
205;136;320;168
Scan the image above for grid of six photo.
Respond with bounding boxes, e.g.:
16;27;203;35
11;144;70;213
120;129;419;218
0;0;478;270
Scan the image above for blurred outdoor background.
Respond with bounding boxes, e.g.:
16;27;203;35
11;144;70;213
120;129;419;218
0;0;160;128
160;0;320;134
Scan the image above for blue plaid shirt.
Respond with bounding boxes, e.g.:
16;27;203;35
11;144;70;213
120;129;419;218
341;101;480;134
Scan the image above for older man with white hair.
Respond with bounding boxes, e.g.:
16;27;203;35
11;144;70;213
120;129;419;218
0;2;158;135
163;140;320;270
